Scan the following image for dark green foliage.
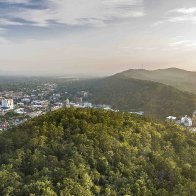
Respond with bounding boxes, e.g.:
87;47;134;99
0;108;195;195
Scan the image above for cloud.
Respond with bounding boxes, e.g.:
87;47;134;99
0;0;30;3
4;0;144;27
153;7;196;26
169;8;196;14
12;9;52;27
169;39;196;49
0;18;24;26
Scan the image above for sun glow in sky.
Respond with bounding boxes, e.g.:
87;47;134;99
0;0;196;76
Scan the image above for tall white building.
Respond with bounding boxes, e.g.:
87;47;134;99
181;115;192;127
1;99;14;110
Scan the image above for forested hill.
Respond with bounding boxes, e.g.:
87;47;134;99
116;68;196;94
63;76;196;119
0;108;195;195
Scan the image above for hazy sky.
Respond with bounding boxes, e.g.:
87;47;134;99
0;0;196;76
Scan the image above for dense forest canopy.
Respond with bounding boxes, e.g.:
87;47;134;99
0;108;195;195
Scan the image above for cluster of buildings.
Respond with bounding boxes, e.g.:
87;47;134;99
0;83;115;131
0;83;56;131
66;100;112;111
166;111;196;130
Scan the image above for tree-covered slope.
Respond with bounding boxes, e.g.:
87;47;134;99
0;108;195;195
117;68;196;94
63;76;196;119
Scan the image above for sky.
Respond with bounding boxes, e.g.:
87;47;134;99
0;0;196;76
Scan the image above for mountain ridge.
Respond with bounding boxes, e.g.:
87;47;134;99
62;74;196;119
115;67;196;94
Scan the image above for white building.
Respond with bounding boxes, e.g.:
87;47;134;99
1;99;14;110
14;108;26;114
21;98;31;104
130;111;144;116
166;116;177;121
83;102;92;108
181;115;192;127
32;100;49;108
69;102;84;108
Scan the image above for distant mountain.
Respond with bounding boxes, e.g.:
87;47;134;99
116;68;196;94
63;74;196;119
0;108;195;195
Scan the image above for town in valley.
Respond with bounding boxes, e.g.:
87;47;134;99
0;81;195;132
0;81;112;131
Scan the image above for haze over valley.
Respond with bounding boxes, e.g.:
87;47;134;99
0;0;195;195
